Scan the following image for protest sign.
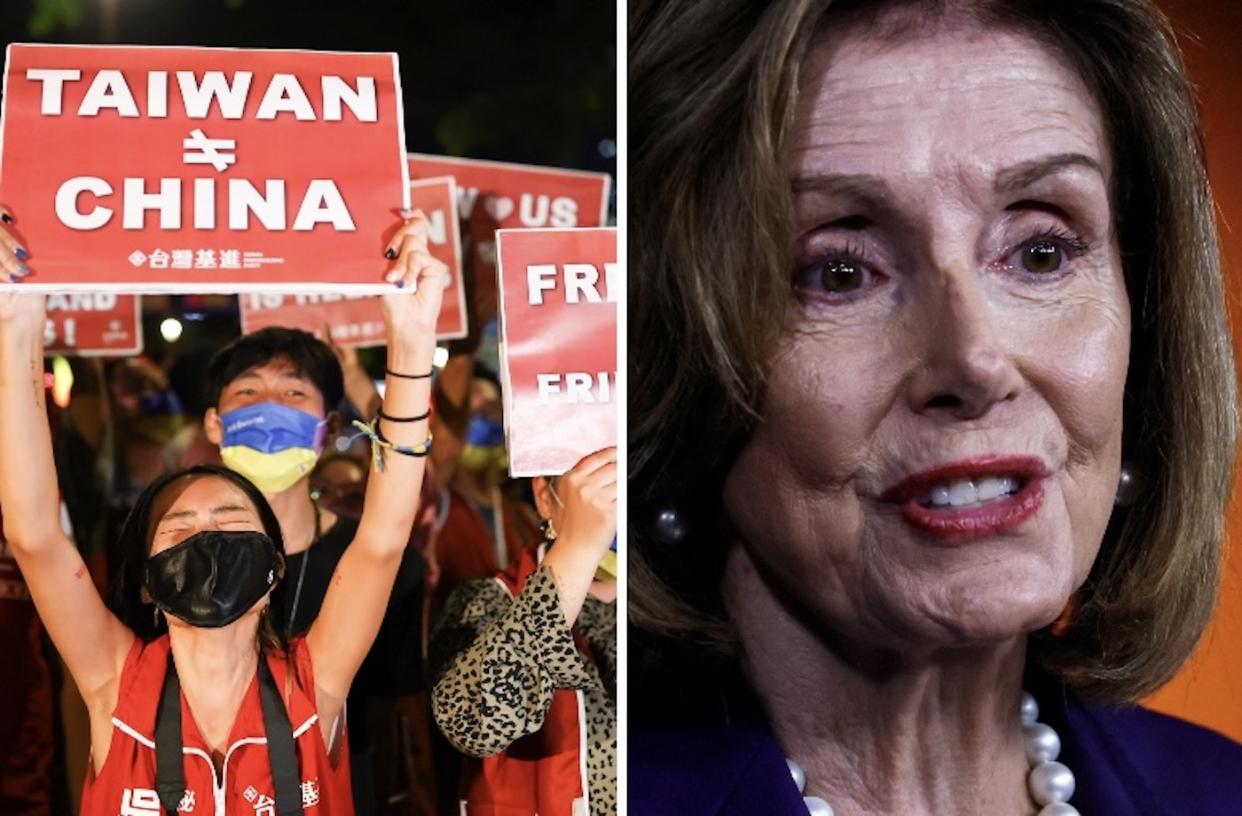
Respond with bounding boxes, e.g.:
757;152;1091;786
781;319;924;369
0;44;409;292
496;227;616;477
238;175;466;344
44;293;142;356
408;154;610;304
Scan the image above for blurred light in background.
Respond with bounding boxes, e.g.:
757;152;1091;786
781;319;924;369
433;346;449;368
160;318;183;342
51;356;73;408
598;138;617;158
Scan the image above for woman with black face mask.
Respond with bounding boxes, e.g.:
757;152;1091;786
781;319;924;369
0;206;450;815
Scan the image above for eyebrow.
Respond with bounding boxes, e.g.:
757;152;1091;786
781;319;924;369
232;367;311;384
993;152;1106;194
790;152;1106;203
159;503;254;523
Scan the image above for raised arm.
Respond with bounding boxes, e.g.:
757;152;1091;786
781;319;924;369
308;210;448;709
0;236;133;712
429;448;617;756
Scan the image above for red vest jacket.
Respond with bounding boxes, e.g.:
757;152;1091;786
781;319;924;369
81;635;352;815
458;544;591;816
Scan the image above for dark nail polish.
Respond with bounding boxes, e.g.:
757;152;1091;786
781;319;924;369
1;213;11;224
395;280;405;289
385;247;397;260
14;247;27;261
17;265;29;276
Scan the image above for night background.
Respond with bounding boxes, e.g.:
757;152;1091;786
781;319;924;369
0;0;617;360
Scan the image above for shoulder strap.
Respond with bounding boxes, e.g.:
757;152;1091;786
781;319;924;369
154;651;304;816
154;654;185;813
258;655;304;816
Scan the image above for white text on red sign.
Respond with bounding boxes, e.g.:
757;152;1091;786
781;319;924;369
26;68;380;234
526;263;618;305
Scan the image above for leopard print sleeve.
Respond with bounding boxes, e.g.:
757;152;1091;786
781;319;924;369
576;597;617;701
429;566;596;757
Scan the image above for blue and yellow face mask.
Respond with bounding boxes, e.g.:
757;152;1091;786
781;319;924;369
459;413;508;473
218;402;327;495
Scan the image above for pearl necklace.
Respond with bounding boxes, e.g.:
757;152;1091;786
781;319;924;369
786;691;1079;816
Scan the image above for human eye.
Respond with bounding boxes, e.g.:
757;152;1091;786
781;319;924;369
793;241;885;302
999;227;1090;279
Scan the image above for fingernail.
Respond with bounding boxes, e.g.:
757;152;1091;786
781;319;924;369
14;247;27;261
1;213;11;224
395;280;405;289
400;207;415;216
16;265;29;276
385;247;397;260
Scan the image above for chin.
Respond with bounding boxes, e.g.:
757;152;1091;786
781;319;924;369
904;558;1075;647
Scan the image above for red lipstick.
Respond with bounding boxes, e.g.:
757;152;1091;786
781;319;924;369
880;455;1049;541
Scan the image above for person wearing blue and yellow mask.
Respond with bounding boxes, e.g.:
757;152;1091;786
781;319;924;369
201;326;427;816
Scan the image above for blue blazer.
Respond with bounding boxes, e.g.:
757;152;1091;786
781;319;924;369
630;682;1242;815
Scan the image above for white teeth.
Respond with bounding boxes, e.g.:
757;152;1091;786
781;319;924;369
948;480;978;506
922;475;1021;508
976;476;1008;502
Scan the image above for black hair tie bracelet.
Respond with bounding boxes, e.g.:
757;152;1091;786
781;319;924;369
386;368;434;380
378;408;431;423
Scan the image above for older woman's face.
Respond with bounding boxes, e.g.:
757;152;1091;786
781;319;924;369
722;23;1129;650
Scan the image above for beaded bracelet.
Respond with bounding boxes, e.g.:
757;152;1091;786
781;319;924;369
386;368;434;380
350;418;433;472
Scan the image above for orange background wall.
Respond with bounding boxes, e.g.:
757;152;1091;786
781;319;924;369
1143;0;1242;741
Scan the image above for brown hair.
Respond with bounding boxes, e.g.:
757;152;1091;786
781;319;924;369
630;0;1238;702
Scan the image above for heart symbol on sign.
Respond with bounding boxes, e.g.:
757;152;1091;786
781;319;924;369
484;196;514;222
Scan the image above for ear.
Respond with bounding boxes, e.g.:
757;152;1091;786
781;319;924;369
322;410;342;449
531;476;556;521
272;551;287;584
203;407;223;446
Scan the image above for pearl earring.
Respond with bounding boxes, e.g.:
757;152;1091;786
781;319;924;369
539;518;558;542
651;504;689;545
1116;461;1143;506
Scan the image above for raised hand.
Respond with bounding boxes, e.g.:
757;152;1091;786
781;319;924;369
381;209;452;339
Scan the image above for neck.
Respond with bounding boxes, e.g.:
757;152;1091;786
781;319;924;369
167;618;260;752
266;478;325;555
722;545;1033;816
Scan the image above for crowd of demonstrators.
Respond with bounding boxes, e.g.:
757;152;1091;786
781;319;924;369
0;218;617;815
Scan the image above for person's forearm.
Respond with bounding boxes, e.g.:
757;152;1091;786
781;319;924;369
540;539;604;627
354;326;436;553
0;317;63;547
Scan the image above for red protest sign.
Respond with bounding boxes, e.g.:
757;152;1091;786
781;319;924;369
408;154;610;305
44;293;142;356
238;175;466;345
496;228;617;477
0;44;409;293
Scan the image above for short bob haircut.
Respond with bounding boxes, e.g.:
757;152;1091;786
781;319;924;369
108;464;290;653
630;0;1238;703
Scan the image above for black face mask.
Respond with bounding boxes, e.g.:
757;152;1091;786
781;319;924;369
144;530;279;628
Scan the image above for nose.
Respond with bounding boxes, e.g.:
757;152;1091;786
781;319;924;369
904;274;1022;421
